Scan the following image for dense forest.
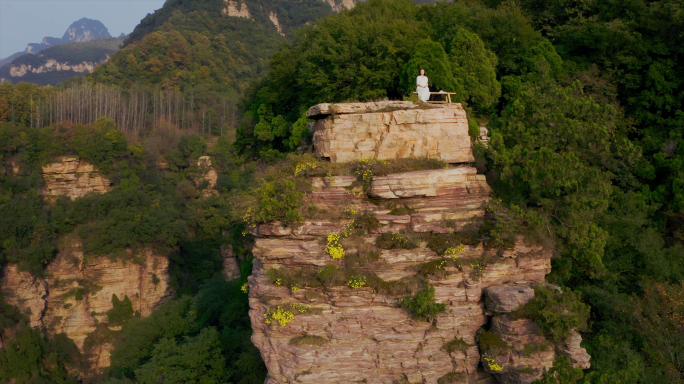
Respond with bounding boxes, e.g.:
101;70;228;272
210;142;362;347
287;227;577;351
1;0;683;383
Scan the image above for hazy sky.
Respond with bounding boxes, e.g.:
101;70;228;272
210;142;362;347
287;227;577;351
0;0;167;58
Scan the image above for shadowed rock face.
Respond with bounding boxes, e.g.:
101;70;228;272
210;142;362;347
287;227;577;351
307;101;474;164
248;104;573;384
0;233;172;375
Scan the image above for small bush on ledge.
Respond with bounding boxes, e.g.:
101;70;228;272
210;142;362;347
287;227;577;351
401;284;446;322
478;331;508;356
441;338;471;354
511;285;589;343
376;231;419;250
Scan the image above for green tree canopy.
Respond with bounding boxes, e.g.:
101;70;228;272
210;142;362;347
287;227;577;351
134;328;226;384
449;28;501;111
401;39;461;97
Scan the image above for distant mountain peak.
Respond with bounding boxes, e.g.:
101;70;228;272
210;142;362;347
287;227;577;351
62;18;111;43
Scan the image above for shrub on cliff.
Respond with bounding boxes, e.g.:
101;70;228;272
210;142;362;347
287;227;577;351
401;284;446;322
478;331;508;357
511;285;590;343
376;231;420;250
244;180;304;226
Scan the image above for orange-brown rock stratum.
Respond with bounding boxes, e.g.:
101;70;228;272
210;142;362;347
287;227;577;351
248;102;589;384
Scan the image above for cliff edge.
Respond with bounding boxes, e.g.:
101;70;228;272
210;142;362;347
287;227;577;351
248;102;589;384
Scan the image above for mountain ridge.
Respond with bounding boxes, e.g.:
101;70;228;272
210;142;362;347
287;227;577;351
0;19;119;86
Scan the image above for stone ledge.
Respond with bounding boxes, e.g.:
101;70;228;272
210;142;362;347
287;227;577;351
306;101;447;119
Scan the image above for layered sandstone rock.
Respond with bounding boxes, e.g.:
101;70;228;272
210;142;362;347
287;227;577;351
250;103;588;384
307;101;474;163
481;283;591;384
0;233;172;374
41;156;110;200
249;179;551;384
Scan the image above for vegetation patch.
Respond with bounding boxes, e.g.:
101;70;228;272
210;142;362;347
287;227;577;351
347;276;367;289
417;259;454;280
522;340;552;356
325;234;345;259
510;285;589;343
441;338;471;354
388;204;415;216
366;274;423;297
264;306;295;327
423;231;480;255
376;231;419;250
478;331;508;356
401;284;446;322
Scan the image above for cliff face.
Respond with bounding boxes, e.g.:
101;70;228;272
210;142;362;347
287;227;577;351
223;0;252;18
307;101;474;164
8;60;101;77
248;102;589;384
41;156;111;200
196;156;219;197
0;234;172;374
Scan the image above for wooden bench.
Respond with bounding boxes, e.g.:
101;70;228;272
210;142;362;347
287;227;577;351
412;91;457;104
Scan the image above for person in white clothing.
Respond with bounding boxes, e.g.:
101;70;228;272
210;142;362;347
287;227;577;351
416;69;430;102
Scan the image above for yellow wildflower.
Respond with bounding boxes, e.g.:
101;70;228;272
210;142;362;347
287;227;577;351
264;306;294;326
326;234;345;259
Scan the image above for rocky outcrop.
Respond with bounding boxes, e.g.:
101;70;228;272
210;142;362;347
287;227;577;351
249;103;588;383
558;330;591;369
0;265;47;328
269;12;285;36
0;233;172;374
222;244;241;281
41;156;111;200
9;60;100;77
323;0;356;12
223;0;251;18
249;186;551;384
484;283;535;313
250;230;551;383
481;283;591;384
196;156;218;197
307;101;474;163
